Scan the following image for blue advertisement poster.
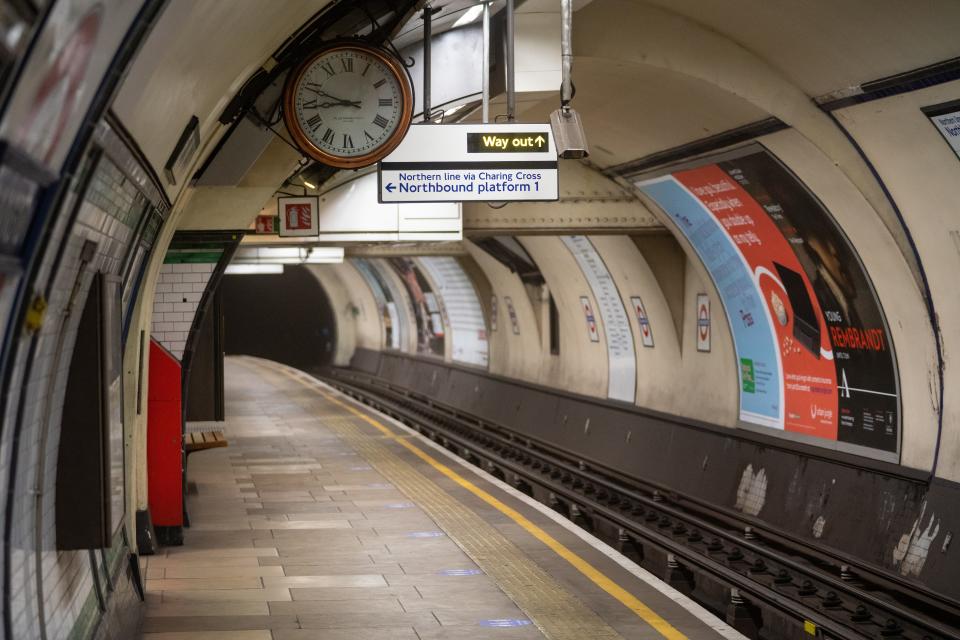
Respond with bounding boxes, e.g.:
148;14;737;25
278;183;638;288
638;177;783;428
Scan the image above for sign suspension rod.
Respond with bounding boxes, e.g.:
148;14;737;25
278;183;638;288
482;1;491;123
506;0;515;121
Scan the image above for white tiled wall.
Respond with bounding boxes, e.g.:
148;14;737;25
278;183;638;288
11;191;120;639
151;262;215;359
0;125;161;640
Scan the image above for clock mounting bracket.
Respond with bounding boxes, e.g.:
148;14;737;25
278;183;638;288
217;0;422;128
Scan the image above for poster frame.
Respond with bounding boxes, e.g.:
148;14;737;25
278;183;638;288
504;296;520;335
580;296;600;343
630;295;654;348
630;142;902;462
696;293;711;353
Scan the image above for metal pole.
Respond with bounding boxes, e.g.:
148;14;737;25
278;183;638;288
482;1;490;123
422;6;432;121
506;0;515;121
560;0;573;109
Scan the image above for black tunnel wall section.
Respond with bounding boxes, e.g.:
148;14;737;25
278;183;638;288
221;265;336;370
186;289;225;422
346;348;960;602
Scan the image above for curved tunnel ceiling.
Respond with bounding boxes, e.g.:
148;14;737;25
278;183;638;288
134;0;960;239
111;0;960;214
640;0;960;97
511;58;771;167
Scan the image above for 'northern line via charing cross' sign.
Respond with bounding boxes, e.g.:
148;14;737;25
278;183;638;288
378;123;559;203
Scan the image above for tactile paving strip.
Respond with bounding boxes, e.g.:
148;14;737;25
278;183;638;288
315;409;625;640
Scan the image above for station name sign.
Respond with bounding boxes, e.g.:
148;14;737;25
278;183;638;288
378;123;559;203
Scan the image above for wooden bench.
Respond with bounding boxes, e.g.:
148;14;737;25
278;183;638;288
182;429;228;529
184;430;228;454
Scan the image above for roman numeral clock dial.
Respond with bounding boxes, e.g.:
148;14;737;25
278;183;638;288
282;44;413;169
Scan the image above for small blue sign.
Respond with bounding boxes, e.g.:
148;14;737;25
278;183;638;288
408;531;445;538
438;568;482;576
385;502;414;509
479;619;532;628
367;483;393;488
350;465;373;471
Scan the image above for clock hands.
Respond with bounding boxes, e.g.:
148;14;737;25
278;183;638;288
303;85;362;109
319;99;362;109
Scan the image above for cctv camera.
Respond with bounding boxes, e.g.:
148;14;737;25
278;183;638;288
550;107;589;159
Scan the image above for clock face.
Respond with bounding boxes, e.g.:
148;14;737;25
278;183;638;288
283;45;413;168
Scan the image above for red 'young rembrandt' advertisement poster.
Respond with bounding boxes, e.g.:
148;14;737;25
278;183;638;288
638;148;899;456
675;165;840;441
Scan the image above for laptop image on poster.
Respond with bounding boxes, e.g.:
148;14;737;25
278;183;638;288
773;262;821;358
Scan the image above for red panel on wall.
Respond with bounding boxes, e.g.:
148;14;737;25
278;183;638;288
147;339;183;526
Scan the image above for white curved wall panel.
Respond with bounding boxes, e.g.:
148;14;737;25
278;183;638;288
519;236;609;398
832;81;960;480
561;236;636;403
465;242;544;381
418;257;489;368
304;265;355;367
332;263;382;352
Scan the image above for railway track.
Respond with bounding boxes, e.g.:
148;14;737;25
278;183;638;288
321;368;960;640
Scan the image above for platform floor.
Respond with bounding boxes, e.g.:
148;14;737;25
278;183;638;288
140;357;742;640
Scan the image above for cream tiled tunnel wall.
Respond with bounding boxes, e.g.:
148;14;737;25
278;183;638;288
315;237;739;426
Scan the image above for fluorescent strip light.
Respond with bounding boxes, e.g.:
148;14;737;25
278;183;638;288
225;264;284;275
453;3;484;28
231;246;345;265
302;256;343;264
257;247;303;260
303;179;317;189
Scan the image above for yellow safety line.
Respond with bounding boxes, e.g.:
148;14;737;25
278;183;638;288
275;366;689;640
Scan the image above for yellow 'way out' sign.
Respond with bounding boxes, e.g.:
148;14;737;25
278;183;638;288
467;132;549;153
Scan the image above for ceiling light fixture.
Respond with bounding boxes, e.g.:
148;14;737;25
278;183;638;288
225;264;284;275
302;179;317;190
453;3;484;28
231;246;345;265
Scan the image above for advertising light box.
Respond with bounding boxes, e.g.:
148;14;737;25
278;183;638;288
637;147;899;458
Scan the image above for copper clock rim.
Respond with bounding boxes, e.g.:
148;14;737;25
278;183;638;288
282;43;414;170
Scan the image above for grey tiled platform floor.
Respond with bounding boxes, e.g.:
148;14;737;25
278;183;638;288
139;357;735;640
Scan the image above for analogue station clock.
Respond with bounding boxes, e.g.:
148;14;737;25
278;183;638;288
282;44;414;169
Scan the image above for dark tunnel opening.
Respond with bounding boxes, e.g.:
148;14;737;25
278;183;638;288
220;264;337;370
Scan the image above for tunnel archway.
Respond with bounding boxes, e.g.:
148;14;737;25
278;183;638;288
220;264;337;371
